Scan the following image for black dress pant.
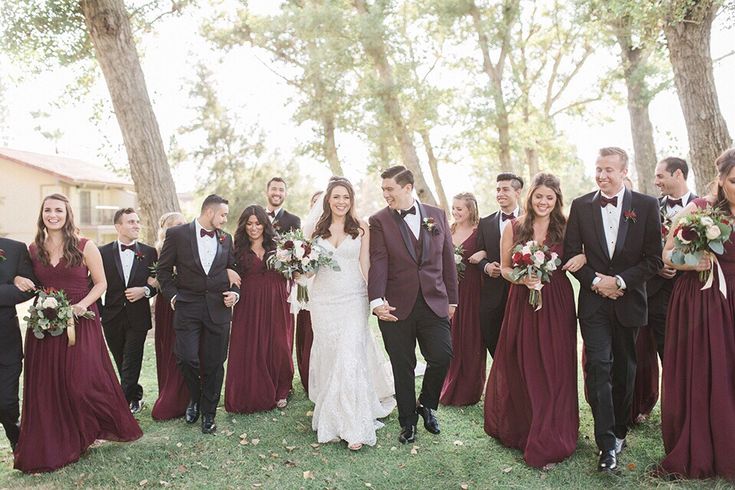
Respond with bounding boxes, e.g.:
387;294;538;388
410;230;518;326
378;293;452;428
103;313;147;403
0;319;22;447
479;299;506;358
174;300;230;416
580;301;639;451
646;286;671;361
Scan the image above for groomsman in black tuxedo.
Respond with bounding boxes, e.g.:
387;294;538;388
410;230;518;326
99;208;158;414
265;177;301;234
565;147;663;472
0;238;35;451
470;172;523;357
158;195;239;434
649;157;696;359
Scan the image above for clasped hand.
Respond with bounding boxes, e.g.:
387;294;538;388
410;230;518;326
592;273;624;299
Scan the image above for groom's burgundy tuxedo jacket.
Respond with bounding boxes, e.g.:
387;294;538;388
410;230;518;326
368;203;458;321
564;188;663;328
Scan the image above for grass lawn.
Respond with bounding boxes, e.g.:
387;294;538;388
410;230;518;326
1;299;733;488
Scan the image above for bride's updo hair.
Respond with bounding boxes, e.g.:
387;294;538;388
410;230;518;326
312;178;364;240
34;193;84;267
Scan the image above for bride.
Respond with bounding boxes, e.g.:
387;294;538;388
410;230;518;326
302;177;396;451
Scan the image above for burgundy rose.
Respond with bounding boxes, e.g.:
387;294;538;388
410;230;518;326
283;240;295;250
43;307;58;321
512;252;523;265
681;226;698;242
302;243;312;257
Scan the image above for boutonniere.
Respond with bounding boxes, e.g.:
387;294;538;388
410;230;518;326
272;220;283;233
0;248;6;262
216;231;226;244
422;217;440;235
134;250;145;261
624;209;637;223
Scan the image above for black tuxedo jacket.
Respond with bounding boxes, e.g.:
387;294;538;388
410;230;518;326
564;188;663;327
0;238;36;364
99;241;158;330
272;209;301;235
476;211;517;309
157;221;239;324
646;193;697;297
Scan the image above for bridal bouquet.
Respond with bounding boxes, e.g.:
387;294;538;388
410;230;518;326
24;288;95;346
509;240;561;310
670;207;733;287
454;244;466;281
267;229;340;305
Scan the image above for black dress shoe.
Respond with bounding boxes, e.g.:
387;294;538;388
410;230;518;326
201;414;216;434
598;449;618;472
130;399;144;415
185;401;200;424
398;425;417;444
416;405;440;434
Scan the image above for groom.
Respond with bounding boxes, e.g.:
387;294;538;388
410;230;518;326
369;165;458;444
158;194;240;434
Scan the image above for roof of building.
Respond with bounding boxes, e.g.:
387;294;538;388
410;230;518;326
0;147;133;187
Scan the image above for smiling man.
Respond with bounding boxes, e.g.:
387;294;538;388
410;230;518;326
265;177;301;235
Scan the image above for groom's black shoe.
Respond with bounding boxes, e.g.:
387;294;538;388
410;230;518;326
185;400;200;424
597;449;618;472
201;414;216;434
416;405;440;434
398;425;417;444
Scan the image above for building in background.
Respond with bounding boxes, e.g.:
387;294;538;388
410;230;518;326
0;147;137;244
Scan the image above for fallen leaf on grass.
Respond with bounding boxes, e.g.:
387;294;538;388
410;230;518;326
502;467;513;473
627;463;637;471
177;465;187;474
284;460;297;468
460;484;469;490
306;410;314;416
303;471;315;480
252;484;262;488
159;481;171;487
365;484;373;488
453;440;464;446
239;433;248;440
139;480;148;487
240;439;250;446
310;443;321;449
251;438;260;446
285;446;297;452
410;448;418;455
176;442;182;448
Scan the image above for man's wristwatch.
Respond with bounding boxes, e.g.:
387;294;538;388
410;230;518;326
143;286;152;298
615;277;623;289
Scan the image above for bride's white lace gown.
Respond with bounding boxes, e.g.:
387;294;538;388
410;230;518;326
308;235;396;446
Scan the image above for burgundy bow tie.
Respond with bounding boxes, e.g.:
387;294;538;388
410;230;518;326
600;195;618;208
667;197;683;208
268;211;276;218
501;212;515;221
200;228;216;238
120;243;136;252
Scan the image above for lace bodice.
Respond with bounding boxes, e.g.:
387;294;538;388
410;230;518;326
309;235;366;306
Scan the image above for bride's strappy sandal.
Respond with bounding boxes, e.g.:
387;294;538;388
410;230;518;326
348;443;363;451
276;398;288;409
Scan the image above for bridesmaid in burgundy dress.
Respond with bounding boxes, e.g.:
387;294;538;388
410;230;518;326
225;205;293;413
659;150;735;480
13;194;141;473
150;212;189;421
484;174;582;469
440;192;485;406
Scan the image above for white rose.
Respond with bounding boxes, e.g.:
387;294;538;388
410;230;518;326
700;216;714;227
706;225;721;240
293;243;306;259
42;297;59;309
521;245;531;255
454;253;462;265
676;228;691;245
301;257;311;267
533;250;546;266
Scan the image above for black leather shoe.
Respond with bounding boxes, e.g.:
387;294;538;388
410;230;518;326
598;449;618;472
130;399;144;415
185;401;200;424
398;425;417;444
201;414;216;434
416;405;440;434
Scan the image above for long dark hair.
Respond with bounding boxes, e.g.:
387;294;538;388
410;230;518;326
34;193;84;267
514;173;566;246
234;205;276;272
713;148;735;213
312;178;364;240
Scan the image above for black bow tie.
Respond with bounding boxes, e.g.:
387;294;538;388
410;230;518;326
399;206;416;218
600;195;618;208
200;228;216;238
120;243;135;252
501;212;515;221
667;197;683;208
268;211;277;218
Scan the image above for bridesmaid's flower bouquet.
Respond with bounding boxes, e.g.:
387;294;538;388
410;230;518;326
454;244;466;281
0;248;6;262
670;207;733;285
509;240;561;310
24;288;95;346
267;229;340;304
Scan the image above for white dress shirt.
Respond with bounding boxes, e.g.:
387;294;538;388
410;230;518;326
499;206;521;234
402;200;421;239
664;192;691;218
195;219;218;275
118;241;136;286
593;186;627;290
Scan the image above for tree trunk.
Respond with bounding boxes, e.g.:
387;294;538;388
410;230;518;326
616;28;657;196
664;1;732;193
353;0;437;205
322;114;344;176
80;0;179;243
525;147;539;177
419;129;449;211
468;0;516;174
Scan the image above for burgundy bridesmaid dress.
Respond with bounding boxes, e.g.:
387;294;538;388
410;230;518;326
630;326;659;423
660;198;735;480
484;232;578;468
440;228;486;406
295;310;313;395
14;240;142;473
151;294;189;420
224;252;293;413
